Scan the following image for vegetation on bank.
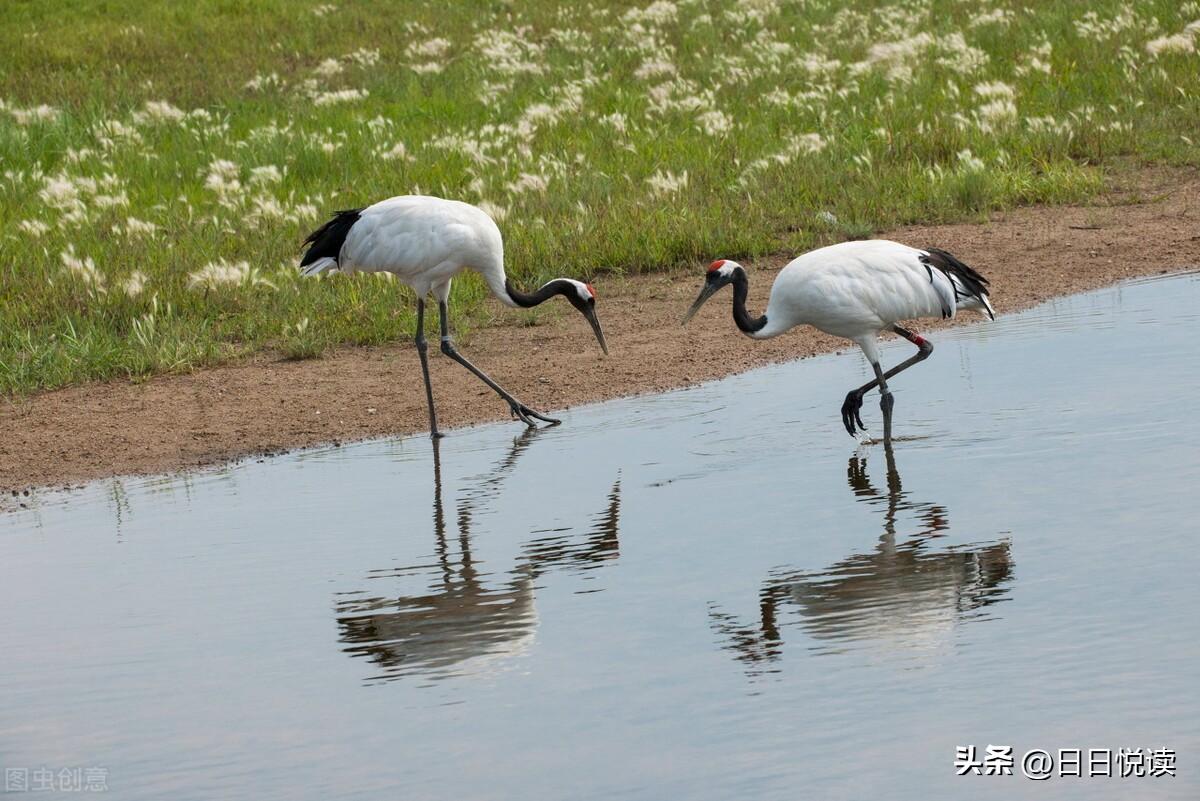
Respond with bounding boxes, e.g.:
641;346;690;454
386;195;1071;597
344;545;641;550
2;0;1198;393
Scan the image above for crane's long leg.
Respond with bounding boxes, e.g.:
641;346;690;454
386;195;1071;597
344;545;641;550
415;299;442;439
874;362;895;446
437;301;561;428
841;325;934;438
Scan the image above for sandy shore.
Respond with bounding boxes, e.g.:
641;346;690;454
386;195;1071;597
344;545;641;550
4;167;1198;491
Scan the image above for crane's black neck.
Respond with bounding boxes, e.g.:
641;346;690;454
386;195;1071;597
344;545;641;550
505;278;567;308
730;269;768;335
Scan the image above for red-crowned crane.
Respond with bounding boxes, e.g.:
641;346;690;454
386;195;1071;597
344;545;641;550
300;195;608;438
682;240;994;444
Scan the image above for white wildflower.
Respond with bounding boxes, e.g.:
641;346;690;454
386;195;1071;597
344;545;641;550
19;219;50;237
313;58;344;77
122;270;149;297
408;38;452;59
187;260;276;291
647;77;712;115
790;132;827;154
39;174;87;212
312;4;337;16
9;104;59;125
864;33;933;70
622;1;678;27
977;98;1017;126
60;245;107;294
971;8;1012;27
474;29;544;76
249;165;284;185
549;27;592;54
247;195;289;221
1016;56;1053;76
311;88;369;106
117;217;158;237
645;168;688;198
92;192;129;209
478;201;508;222
599;112;628;133
204;159;242;198
244;72;283;91
1026;115;1072;136
1075;8;1148;41
736;132;828;188
937;33;989;76
635;58;676;80
797;53;841;77
346;48;381;66
957;149;986;173
366;116;392;133
377;142;409;161
506;172;550;195
1146;32;1196;56
974;81;1015;100
137;100;187;124
294;202;319;220
65;147;96;164
696;109;733;136
94;119;143;149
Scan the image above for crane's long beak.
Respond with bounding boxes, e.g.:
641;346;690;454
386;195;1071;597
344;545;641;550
583;307;609;355
681;284;719;325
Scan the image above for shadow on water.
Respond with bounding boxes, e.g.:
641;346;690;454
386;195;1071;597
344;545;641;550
335;430;622;684
710;444;1014;676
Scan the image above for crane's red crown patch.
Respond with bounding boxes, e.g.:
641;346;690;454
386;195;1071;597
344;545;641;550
707;259;726;273
585;283;596;298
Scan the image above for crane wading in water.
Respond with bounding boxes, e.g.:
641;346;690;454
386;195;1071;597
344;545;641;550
300;196;608;438
682;240;994;444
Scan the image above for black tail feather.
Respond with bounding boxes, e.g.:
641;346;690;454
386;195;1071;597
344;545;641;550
300;208;363;268
920;247;991;308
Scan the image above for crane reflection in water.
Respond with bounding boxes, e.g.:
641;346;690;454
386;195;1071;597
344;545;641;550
710;446;1014;676
335;430;621;684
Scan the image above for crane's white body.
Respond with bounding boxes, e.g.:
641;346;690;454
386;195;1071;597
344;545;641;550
303;195;514;304
745;239;994;361
300;195;604;434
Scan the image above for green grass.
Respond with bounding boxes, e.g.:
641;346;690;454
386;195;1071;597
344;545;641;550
2;0;1199;393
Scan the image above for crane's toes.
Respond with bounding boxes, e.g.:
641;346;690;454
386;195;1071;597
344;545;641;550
527;408;562;426
841;391;866;436
509;404;535;427
509;402;561;428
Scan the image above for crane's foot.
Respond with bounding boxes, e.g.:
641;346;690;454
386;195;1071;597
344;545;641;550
430;430;445;440
841;390;867;436
509;401;561;428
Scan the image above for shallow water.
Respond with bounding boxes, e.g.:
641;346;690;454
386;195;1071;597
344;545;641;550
3;273;1198;800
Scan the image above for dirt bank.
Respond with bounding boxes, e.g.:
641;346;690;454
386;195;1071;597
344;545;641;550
4;168;1198;491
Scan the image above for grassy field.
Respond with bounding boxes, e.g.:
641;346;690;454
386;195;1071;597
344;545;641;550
2;0;1198;394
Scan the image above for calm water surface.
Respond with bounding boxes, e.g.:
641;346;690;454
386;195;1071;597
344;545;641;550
3;274;1198;799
